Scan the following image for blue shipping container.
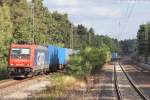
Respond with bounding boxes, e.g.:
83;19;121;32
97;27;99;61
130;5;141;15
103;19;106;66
48;45;58;65
48;45;68;65
58;47;67;65
65;48;69;63
111;52;118;60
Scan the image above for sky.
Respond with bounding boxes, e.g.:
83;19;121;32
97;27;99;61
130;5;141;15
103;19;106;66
43;0;150;40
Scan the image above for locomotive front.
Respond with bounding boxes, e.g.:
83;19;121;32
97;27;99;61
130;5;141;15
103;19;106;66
8;44;35;77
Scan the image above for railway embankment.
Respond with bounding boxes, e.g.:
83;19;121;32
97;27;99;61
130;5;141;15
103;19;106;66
30;63;115;100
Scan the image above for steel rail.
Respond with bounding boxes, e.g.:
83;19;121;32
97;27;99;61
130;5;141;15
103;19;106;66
114;63;123;100
0;75;45;90
119;63;149;100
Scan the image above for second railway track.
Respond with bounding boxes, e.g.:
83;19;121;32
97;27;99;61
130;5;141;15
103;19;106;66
114;62;149;100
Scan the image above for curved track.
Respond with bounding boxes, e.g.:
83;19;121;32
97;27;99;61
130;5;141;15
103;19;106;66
114;63;123;100
0;79;19;90
114;62;149;100
0;75;46;90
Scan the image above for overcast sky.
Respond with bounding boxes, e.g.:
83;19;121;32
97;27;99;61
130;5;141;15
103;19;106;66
43;0;150;40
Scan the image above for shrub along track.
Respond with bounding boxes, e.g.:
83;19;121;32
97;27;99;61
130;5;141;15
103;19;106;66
114;62;149;100
64;64;115;100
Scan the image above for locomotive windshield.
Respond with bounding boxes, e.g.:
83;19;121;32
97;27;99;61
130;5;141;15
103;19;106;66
11;48;30;59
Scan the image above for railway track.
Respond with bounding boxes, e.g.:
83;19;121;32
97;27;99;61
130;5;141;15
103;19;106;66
0;68;65;91
0;79;19;90
133;65;150;76
0;75;47;98
114;63;123;100
114;62;149;100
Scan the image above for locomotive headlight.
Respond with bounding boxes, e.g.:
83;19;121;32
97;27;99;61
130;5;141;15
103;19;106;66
26;64;30;66
10;64;13;66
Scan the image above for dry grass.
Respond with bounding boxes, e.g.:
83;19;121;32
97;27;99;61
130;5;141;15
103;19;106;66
31;73;84;100
46;73;77;97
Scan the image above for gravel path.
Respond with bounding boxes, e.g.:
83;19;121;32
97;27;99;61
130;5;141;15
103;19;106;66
99;64;116;100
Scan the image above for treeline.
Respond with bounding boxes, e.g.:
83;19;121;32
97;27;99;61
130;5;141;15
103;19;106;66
0;0;120;65
119;22;150;57
120;39;136;55
137;22;150;56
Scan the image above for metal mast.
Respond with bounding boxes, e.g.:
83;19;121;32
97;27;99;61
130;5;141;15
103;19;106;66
31;2;35;44
70;24;73;49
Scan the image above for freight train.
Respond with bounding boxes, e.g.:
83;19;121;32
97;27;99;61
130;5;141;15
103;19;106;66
111;52;118;61
7;44;75;77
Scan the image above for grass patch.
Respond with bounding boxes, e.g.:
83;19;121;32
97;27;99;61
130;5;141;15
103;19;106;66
31;73;79;100
47;73;76;97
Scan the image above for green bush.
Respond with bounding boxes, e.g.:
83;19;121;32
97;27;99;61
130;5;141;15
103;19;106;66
0;65;8;80
67;45;111;78
67;54;85;77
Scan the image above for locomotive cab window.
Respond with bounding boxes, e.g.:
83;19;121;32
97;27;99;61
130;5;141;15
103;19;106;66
11;48;30;59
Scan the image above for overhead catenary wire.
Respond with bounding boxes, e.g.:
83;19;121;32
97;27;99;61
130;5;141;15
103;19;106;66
122;4;136;34
119;2;136;40
117;2;131;40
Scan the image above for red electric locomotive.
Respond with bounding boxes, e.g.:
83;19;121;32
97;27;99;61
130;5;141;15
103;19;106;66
7;44;49;77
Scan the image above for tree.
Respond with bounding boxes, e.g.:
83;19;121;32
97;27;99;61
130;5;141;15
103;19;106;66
0;2;12;63
137;24;150;55
75;25;89;49
88;28;95;46
31;0;48;44
10;0;31;43
50;12;72;47
120;39;137;55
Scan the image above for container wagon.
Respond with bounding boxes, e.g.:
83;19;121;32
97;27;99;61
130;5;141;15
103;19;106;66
111;52;118;61
48;45;68;71
8;44;49;77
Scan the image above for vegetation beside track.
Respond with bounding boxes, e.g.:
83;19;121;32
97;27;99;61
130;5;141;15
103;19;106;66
67;45;111;78
31;46;111;99
0;64;8;80
30;73;85;99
